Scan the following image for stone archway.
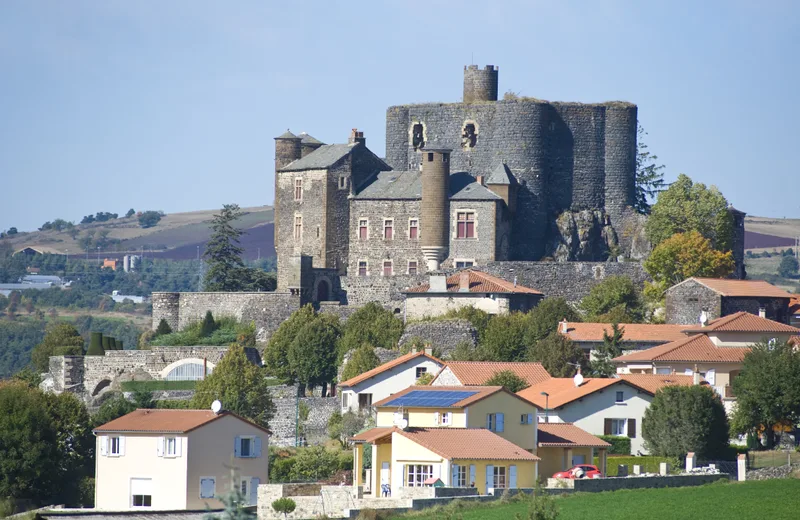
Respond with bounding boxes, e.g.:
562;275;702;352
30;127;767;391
92;379;112;397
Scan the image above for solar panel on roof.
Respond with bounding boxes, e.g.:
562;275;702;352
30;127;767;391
385;390;479;408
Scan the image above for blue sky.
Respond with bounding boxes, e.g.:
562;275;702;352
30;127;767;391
1;1;797;232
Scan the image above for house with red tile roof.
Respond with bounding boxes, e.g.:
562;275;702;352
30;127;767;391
338;350;444;413
557;321;690;358
93;409;270;511
431;361;551;388
402;269;543;319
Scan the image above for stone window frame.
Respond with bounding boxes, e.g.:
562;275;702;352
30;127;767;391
409;121;427;151
454;259;475;269
461;119;479;149
358;218;369;241
338;175;348;190
383;218;394;241
357;259;368;277
382;259;393;277
407;260;419;275
293;214;303;241
454;209;477;239
408;218;419;240
294;178;303;202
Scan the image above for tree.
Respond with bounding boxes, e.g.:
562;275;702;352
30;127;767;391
646;174;734;252
779;255;799;278
44;391;94;505
484;370;530;393
590;323;624;378
271;497;296;520
125;208;136;218
416;372;434;385
523;297;580;346
341;343;380;382
337;302;404;358
288;315;341;395
328;411;367;448
200;310;217;337
642;385;730;459
191;345;276;429
92;393;136;427
442;306;492;339
479;312;530;361
155;318;173;336
634;124;667;215
528;333;586;378
30;322;85;372
138;210;162;229
289;446;339;481
731;340;800;449
643;231;735;300
264;305;317;384
579;275;644;323
203;204;246;291
7;227;17;235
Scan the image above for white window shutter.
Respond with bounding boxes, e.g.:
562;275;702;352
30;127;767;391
497;413;504;433
469;465;476;488
118;436;126;456
451;464;459;486
485;465;494;493
249;477;259;506
706;368;716;385
254;436;262;458
446;412;452;425
100;436;108;456
176;437;182;457
156;437;164;457
234;436;241;458
509;465;518;489
434;412;440;425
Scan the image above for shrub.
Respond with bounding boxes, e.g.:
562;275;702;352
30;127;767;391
270;456;297;483
200;311;217;337
155;319;172;336
598;435;631;455
484;370;530;392
272;497;296;518
86;331;105;356
289;446;340;482
120;380;197;392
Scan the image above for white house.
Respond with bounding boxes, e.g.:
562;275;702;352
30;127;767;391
338;351;443;413
517;374;698;455
93;409;270;511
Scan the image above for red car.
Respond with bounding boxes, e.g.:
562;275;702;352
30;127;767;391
552;464;602;479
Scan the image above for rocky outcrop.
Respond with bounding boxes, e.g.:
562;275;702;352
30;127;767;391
547;210;619;262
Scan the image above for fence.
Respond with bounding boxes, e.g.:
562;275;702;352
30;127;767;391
593;456;680;476
746;450;800;469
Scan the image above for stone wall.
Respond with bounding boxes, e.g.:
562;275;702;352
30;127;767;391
721;297;789;324
258;484;361;520
270;396;340;448
665;280;721;325
551;473;729;492
399;320;478;357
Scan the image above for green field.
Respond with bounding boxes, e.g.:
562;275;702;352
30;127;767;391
395;479;800;520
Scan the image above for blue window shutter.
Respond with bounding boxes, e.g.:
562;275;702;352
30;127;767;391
497;413;504;432
486;414;492;430
234;436;241;458
509;465;517;489
254;436;262;458
469;465;476;488
485;465;494;493
527;413;533;425
451;464;459;486
249;477;259;506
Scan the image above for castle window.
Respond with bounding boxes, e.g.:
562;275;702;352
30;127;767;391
338;175;348;190
383;260;393;277
455;260;474;268
294;215;302;240
359;219;368;240
412;123;425;151
408;260;418;275
462;122;478;149
316;226;320;238
456;212;475;239
427;152;434;162
294;179;303;201
409;219;419;239
358;261;368;277
384;219;393;240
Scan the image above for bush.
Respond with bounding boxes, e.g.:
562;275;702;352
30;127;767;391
120;380;197;392
598;435;631;455
151;316;250;347
138;211;163;229
270;457;297;482
272;497;296;517
155;319;172;336
289;446;340;482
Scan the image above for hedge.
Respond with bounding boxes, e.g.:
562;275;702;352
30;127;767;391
120;380;197;392
598;435;632;455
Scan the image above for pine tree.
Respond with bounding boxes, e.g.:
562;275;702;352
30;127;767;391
200;311;217;337
155;318;173;336
634;123;666;215
590;323;625;377
86;332;105;356
203;204;246;292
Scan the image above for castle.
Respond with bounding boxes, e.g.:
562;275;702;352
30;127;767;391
273;65;654;304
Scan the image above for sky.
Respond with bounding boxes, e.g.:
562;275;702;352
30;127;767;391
1;1;798;232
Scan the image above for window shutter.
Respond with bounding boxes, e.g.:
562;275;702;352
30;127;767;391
627;418;636;438
604;419;612;435
451;464;459;486
249;477;260;506
234;436;241;458
100;436;108;456
157;437;164;457
176;437;182;457
486;414;492;430
434;412;440;425
496;413;504;433
485;465;494;492
469;465;476;488
527;413;534;425
254;436;262;458
509;465;518;489
119;436;126;456
446;412;452;425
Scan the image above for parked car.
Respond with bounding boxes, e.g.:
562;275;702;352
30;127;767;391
552;464;602;479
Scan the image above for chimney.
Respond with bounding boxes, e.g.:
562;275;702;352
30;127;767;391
429;274;447;293
759;307;766;318
693;365;701;385
560;319;568;334
424;345;433;356
476;175;484;186
349;128;366;146
459;271;470;292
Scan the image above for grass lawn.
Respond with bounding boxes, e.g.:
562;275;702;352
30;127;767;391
395;479;800;520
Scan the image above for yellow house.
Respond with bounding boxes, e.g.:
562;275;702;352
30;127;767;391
93;409;270;511
536;423;611;478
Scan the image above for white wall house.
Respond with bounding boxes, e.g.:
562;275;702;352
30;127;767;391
338;351;443;413
93;409;270;511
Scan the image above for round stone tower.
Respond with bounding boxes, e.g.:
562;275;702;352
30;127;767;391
420;148;451;270
298;132;324;158
274;130;302;251
463;65;499;103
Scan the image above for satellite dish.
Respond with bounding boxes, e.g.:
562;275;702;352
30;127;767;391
211;400;222;414
573;372;584;387
399;419;408;430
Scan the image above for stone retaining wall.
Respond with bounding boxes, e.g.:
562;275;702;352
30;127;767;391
399;319;478;357
270;396;340;447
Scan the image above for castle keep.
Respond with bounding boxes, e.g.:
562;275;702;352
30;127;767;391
274;65;645;297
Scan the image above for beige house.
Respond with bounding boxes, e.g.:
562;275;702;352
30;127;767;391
93;409;270;511
431;361;551;388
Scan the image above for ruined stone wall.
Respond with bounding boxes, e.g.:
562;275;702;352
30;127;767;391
398;319;478;357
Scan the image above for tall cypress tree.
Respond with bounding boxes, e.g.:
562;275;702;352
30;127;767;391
102;336;111;351
87;332;105;356
203;204;245;292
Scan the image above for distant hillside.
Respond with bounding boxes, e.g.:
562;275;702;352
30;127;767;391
744;216;800;252
3;206;275;261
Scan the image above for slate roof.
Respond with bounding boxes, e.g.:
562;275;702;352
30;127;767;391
560;323;689;343
275;129;299;140
612;334;750;364
354;171;501;201
674;278;793;298
680;311;800;334
404;269;542;294
432;361;551;387
537;423;611;448
280;143;356;171
398;428;540;461
373;385;520;409
93;409;271;435
298;132;324;145
485;163;517;185
338;351;443;388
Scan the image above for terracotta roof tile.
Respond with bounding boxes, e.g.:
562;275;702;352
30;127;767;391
616;374;699;395
404;269;542;295
93;409;270;435
613;335;749;364
681;312;800;334
683;278;793;298
397;428;540;461
373;385;537;409
351;427;398;444
560;322;689;343
433;361;551;387
339;351;443;388
537;423;611;448
517;378;621;409
789;297;800;316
